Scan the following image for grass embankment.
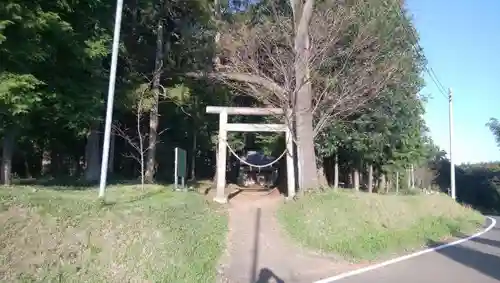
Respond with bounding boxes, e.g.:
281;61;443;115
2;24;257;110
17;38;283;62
0;185;227;282
278;190;484;261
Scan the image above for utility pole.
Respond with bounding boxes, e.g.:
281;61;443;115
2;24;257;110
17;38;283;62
449;88;456;200
98;0;124;198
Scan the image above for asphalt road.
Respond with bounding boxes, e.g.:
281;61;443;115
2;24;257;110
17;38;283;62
328;216;500;283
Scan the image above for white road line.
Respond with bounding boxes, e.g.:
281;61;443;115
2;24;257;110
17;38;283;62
314;216;497;283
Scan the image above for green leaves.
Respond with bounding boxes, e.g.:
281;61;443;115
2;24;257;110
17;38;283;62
165;84;192;103
487;118;500;149
0;72;43;115
0;0;115;147
0;20;13;44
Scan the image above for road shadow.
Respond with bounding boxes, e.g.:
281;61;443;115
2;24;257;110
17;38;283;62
428;239;500;281
250;207;262;282
251;207;284;283
255;268;284;283
453;231;500;250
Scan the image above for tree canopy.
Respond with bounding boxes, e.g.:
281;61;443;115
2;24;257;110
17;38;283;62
0;0;447;196
487;118;500;149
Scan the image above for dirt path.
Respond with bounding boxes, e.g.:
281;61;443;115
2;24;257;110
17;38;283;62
216;190;355;283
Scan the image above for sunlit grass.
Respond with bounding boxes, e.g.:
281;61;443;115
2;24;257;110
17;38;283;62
0;184;227;282
278;190;484;261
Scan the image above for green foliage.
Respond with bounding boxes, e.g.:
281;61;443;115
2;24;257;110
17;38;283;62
165;84;192;102
0;19;12;43
311;0;430;181
487;118;500;149
0;73;43;115
0;0;449;195
0;0;113;141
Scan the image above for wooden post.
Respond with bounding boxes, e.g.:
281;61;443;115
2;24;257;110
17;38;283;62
286;126;295;200
215;110;228;203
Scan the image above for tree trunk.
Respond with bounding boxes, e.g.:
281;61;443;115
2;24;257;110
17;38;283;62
407;167;411;190
145;20;164;183
396;171;399;194
24;157;32;179
41;149;51;176
359;166;364;188
69;155;78;177
386;175;391;194
353;168;360;191
379;173;386;193
410;164;415;189
210;0;221;187
138;101;146;189
213;0;222;69
190;130;197;180
348;171;353;188
84;124;101;182
317;158;328;187
1;128;16;185
140;145;145;190
333;154;339;188
50;147;59;176
368;164;373;193
75;154;84;177
292;0;318;191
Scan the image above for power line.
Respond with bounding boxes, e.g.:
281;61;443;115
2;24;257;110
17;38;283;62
429;67;447;94
427;67;448;99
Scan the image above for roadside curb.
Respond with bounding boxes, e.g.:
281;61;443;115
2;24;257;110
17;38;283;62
313;216;497;283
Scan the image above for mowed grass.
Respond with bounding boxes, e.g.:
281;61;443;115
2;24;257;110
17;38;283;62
278;190;485;261
0;185;227;282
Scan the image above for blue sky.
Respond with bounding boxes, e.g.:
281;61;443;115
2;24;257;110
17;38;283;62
405;0;500;164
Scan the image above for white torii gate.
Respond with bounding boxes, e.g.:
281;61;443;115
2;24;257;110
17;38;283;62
207;106;296;203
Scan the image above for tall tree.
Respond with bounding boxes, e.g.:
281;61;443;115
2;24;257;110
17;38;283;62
120;0;214;182
209;0;407;190
0;0;112;184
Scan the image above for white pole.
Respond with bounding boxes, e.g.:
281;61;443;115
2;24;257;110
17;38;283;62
98;0;124;198
449;88;456;200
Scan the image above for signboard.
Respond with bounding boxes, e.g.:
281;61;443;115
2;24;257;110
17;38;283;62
174;147;187;190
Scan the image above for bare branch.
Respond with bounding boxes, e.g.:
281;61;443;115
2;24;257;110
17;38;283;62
186;71;286;98
113;82;168;187
190;0;409;145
